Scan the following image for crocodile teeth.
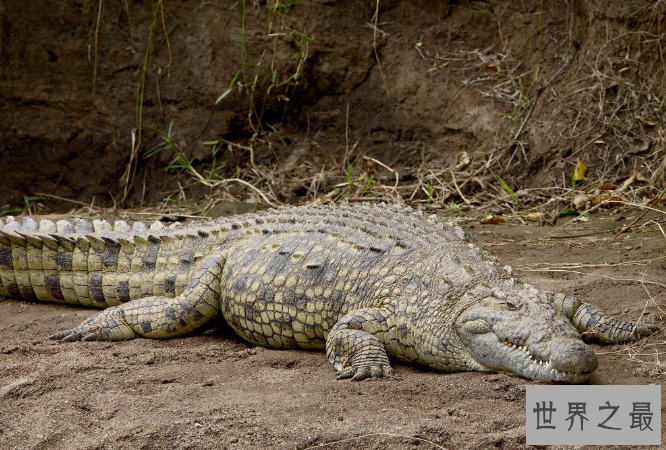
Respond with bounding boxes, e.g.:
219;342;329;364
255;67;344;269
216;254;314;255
522;347;528;353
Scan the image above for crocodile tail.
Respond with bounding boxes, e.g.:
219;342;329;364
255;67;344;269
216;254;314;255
571;302;659;343
549;292;659;343
0;216;205;308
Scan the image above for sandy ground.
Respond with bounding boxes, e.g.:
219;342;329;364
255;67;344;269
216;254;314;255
1;211;665;450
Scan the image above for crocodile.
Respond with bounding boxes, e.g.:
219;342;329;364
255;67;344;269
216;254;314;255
0;204;657;383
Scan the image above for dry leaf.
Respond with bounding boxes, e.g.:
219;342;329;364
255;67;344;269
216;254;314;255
617;174;636;192
591;196;623;206
480;214;505;225
599;183;617;191
630;170;648;182
487;61;501;71
523;212;545;222
573;193;590;210
456;151;471;170
628;140;650;155
574;160;587;182
604;80;619;90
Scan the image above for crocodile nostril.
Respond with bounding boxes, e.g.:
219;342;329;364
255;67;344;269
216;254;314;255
550;338;598;373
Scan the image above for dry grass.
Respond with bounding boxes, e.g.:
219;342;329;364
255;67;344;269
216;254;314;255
86;0;662;226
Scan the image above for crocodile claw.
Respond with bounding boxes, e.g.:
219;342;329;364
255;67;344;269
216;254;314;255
50;324;101;342
49;330;80;341
634;321;660;338
50;307;137;342
336;364;394;381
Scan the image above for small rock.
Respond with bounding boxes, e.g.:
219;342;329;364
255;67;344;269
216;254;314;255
194;422;203;429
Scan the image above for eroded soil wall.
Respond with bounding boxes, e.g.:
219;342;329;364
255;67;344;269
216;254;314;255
1;1;664;208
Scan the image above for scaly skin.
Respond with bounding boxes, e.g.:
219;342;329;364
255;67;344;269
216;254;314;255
0;205;658;382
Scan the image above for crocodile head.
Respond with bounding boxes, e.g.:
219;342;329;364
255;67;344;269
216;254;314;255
453;284;598;383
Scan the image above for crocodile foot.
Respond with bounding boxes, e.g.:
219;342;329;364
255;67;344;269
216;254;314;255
336;363;394;381
50;306;137;342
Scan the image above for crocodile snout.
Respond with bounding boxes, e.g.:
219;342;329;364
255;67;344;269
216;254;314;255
549;338;598;373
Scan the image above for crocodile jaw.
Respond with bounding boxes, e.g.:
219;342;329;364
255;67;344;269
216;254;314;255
493;337;595;383
455;301;598;384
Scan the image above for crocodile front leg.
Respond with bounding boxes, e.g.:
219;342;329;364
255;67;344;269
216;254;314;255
548;293;659;343
50;255;224;341
326;307;395;381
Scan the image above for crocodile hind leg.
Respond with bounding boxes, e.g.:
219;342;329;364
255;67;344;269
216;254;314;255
326;307;395;381
50;256;224;341
549;293;659;343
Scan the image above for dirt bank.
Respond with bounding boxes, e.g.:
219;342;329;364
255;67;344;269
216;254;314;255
1;1;665;210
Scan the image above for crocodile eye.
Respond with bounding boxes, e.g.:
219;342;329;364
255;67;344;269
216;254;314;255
503;301;517;311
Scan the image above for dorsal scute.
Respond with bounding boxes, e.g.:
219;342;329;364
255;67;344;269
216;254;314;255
75;218;94;234
53;234;76;251
1;230;26;246
0;216;25;246
3;218;20;232
16;231;43;248
21;217;39;232
92;219;112;233
76;236;91;251
56;220;75;234
149;221;165;231
305;255;326;269
117;237;135;254
86;234;106;252
132;221;148;233
113;220;130;232
39;220;57;234
41;234;60;251
102;236;121;248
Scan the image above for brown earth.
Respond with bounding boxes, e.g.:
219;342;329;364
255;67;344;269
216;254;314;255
1;211;665;450
1;1;665;209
